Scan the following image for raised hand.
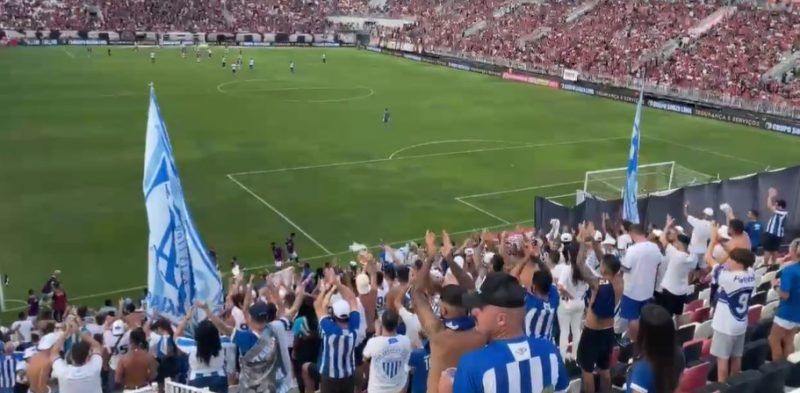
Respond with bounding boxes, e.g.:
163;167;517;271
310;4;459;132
768;187;778;197
666;214;675;228
441;230;453;257
425;230;437;257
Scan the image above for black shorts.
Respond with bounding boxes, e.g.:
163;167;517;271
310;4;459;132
657;289;687;316
577;327;615;372
762;233;782;252
320;375;355;393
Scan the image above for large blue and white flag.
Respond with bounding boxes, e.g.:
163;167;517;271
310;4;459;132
623;79;645;224
143;86;223;323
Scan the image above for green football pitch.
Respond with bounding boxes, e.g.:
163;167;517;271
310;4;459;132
1;46;798;316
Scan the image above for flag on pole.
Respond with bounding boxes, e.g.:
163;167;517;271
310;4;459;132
143;85;223;323
623;79;645;224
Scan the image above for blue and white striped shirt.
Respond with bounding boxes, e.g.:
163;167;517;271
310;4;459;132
453;335;568;393
524;286;560;340
0;352;22;389
319;312;361;379
766;210;788;238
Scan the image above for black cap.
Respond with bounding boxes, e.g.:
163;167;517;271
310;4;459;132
249;301;270;321
462;272;526;310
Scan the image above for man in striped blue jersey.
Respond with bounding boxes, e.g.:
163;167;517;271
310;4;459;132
0;341;22;393
524;270;559;340
312;277;361;393
453;273;568;393
763;187;789;266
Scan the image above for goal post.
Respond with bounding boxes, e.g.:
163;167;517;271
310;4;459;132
581;161;715;202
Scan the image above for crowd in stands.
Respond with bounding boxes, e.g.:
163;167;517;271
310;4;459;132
2;186;799;393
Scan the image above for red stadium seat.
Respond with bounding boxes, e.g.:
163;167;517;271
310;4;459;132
748;305;762;327
690;307;711;323
684;299;705;314
678;361;710;393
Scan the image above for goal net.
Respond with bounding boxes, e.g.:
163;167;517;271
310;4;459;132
581;161;717;201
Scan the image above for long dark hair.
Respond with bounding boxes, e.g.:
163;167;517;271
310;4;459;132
297;297;318;333
636;304;680;393
194;320;221;365
153;318;176;357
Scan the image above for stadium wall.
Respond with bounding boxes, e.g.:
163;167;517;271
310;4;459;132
533;165;800;242
364;45;800;137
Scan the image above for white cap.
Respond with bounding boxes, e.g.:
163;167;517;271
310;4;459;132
231;265;240;277
560;233;573;242
720;203;731;212
675;225;685;234
453;255;465;268
465;248;474;256
430;268;444;282
703;207;714;216
38;333;59;351
718;226;731;240
593;230;603;242
602;234;616;246
651;229;664;237
23;346;37;359
111;319;126;336
482;252;496;265
355;274;371;295
331;299;351;319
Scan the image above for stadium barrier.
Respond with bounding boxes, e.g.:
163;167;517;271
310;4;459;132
533;165;800;241
364;45;800;137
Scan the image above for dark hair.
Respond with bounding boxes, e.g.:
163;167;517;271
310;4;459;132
622;220;632;233
104;299;112;307
749;209;759;218
636;304;680;393
491;254;505;272
95;313;105;325
376;271;384;287
729;219;745;235
283;292;296;308
381;309;400;332
601;254;621;275
231;293;244;309
124;302;136;314
628;224;645;236
17;312;25;320
414;259;423;271
265;303;279;322
777;199;787;209
297;297;319;333
28;289;34;295
130;328;147;349
77;306;88;319
385;266;397;281
396;266;410;283
570;258;585;285
70;341;91;365
729;248;756;268
194;320;221;365
531;270;552;296
153;318;176;356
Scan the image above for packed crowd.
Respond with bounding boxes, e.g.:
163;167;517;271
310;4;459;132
1;185;798;393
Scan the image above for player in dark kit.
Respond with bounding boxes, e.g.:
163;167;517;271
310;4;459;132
286;233;299;262
271;242;285;268
107;48;111;56
383;108;391;128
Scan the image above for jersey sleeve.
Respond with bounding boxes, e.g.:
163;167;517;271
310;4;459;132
362;337;378;360
780;268;795;294
687;215;699;228
348;311;361;331
554;350;569;392
175;336;197;355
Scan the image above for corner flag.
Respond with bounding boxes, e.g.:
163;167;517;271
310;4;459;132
143;86;223;323
623;78;645;224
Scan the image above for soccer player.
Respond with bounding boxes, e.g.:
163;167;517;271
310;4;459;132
237;54;243;65
361;310;412;393
87;46;93;57
249;58;255;70
272;242;285;268
768;238;800;360
764;187;788;266
524;270;559;340
383;108;390;127
322;53;327;64
221;56;226;68
289;60;295;74
286;233;298;262
231;62;237;75
196;51;201;63
705;225;756;383
150;51;156;64
618;224;662;342
207;48;212;58
452;273;568;393
134;42;139;51
574;225;622;393
107;48;111;56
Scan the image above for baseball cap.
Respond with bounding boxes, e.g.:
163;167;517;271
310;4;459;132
482;252;496;265
462;272;526;310
38;332;59;351
355;274;371;295
718;226;731;240
674;225;685;234
111;319;126;336
602;234;616;246
560;233;573;243
593;230;603;242
703;207;714;216
465;248;474;256
331;299;351;319
249;301;270;321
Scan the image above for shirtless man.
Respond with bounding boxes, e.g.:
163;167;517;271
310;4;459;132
115;328;158;390
574;223;623;393
26;333;59;393
412;231;488;393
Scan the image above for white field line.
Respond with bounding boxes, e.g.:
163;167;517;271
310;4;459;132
457;180;586;199
455;197;511;224
61;48;76;58
645;135;768;167
546;193;577;200
226;174;334;255
5;299;28;305
229;136;628;176
388;139;517;159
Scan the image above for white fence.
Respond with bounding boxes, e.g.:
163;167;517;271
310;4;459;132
123;379;213;393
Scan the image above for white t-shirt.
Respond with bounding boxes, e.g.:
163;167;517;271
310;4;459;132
621;241;663;301
175;336;226;379
557;266;588;303
231;306;246;330
617;234;633;252
363;335;412;393
687;216;712;254
660;245;697;296
551;264;569;284
52;354;103;393
654;254;668;293
103;331;130;370
398;308;422;349
11;319;33;342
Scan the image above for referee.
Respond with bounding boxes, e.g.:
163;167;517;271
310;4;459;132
764;187;789;266
450;273;568;393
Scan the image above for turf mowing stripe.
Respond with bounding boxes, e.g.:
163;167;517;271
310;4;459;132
455;197;511;224
226;174;333;255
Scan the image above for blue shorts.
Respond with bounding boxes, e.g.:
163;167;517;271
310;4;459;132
619;295;650;320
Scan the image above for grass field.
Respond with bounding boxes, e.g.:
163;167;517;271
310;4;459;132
1;46;799;316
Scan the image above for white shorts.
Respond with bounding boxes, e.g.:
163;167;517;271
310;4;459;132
275;260;283;268
290;252;298;259
774;316;800;330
